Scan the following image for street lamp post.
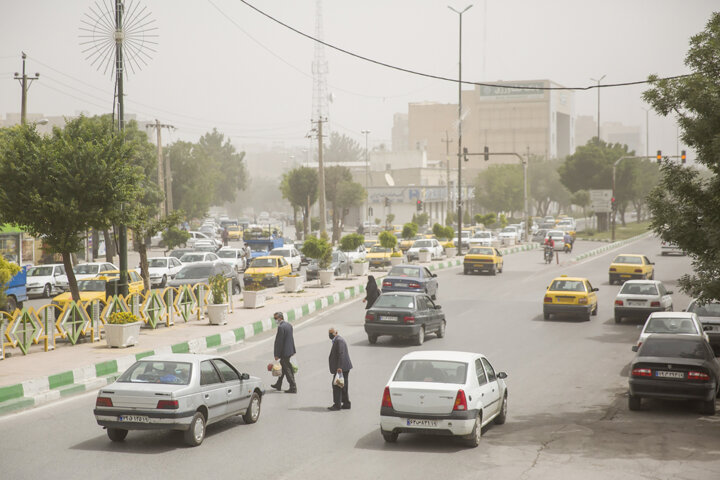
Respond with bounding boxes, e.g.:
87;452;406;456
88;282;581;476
590;74;606;141
641;107;650;158
448;3;473;255
361;130;370;225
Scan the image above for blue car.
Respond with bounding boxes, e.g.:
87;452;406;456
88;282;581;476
381;264;438;300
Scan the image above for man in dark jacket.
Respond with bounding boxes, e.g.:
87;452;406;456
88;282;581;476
327;327;353;410
272;312;297;393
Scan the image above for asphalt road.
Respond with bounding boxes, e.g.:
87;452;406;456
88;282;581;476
3;236;719;479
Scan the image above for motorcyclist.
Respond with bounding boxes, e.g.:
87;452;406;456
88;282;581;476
563;232;573;252
543;237;554;263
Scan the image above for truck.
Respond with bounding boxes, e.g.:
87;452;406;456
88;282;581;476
244;227;284;259
2;265;28;312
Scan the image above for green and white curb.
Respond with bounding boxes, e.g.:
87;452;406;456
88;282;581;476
0;284;366;416
572;231;654;262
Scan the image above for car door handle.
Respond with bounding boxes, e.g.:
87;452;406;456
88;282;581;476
227;389;233;394
204;394;210;399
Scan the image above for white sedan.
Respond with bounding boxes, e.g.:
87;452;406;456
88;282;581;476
269;247;302;271
217;247;248;273
633;312;709;350
380;350;508;447
468;231;497;248
143;257;183;287
544;230;566;251
406;239;444;261
614;280;673;323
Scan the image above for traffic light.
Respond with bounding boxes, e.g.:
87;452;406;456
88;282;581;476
656;150;662;163
611;197;616;210
463;147;469;162
416;200;423;212
681;150;686;164
484;146;489;161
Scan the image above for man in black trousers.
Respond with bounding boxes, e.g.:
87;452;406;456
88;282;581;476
272;312;297;393
327;327;353;410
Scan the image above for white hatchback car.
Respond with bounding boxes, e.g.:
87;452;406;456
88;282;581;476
380;350;508;447
406;239;443;261
468;231;497;248
614;280;673;323
26;264;66;298
634;312;708;350
144;257;183;287
269;247;302;271
217;247;248;273
179;252;219;264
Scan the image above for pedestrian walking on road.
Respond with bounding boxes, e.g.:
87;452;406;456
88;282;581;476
327;327;353;410
222;227;229;247
272;312;297;393
363;275;380;309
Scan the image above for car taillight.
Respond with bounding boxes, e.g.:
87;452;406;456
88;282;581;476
688;371;710;381
157;399;179;409
615;300;624;306
631;368;652;377
96;397;113;407
453;389;468;411
544;296;552;303
650;301;660;307
365;313;375;322
609;267;616;272
409;282;421;289
381;387;393;408
403;316;415;324
382;281;391;287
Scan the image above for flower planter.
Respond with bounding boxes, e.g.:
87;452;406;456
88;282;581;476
390;256;403;266
243;290;266;309
418;251;432;263
445;247;457;258
105;321;142;348
319;270;334;286
207;304;228;325
352;261;369;276
284;275;304;293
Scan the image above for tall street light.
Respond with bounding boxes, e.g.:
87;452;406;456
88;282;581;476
641;106;650;158
448;3;473;255
590;74;606;141
361;130;371;226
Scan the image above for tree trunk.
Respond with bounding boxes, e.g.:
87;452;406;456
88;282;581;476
303;206;309;239
292;206;298;240
62;252;80;302
91;229;99;261
331;200;340;244
103;229;116;264
138;242;150;292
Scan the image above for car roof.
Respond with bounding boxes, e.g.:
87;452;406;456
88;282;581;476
148;257;172;260
179;261;216;268
613;254;644;259
380;291;427;297
550;276;588;282
140;353;219;363
621;280;661;285
646;312;695;319
643;333;705;343
400;350;483;362
252;255;284;260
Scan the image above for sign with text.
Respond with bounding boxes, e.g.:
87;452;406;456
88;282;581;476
589;189;612;213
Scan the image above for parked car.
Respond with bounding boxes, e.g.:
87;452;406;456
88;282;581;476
55;262;118;291
608;254;655;285
532;228;549;244
52;270;145;310
168;262;241;293
269;247;302;271
343;244;367;263
217;247;248;274
306;250;350;280
179;252;220;264
243;255;292;287
25;263;66;298
406;239;443;261
686;299;720;354
627;335;720;414
468;231;497;248
364;292;445;345
381;264;438;299
463;247;504;275
634;312;708;350
143;257;183;288
614;280;673;324
93;354;263;446
543;275;599;321
379;350;508;447
452;230;472;249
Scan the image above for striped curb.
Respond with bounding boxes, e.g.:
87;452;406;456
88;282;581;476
571;231;653;262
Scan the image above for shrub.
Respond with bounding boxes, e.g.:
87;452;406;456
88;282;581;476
339;233;364;253
402;223;418;240
378;231;397;250
302;235;332;270
209;274;227;304
108;311;139;324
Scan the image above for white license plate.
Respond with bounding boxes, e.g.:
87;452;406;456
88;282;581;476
119;415;150;423
628;301;645;306
406;419;438;427
655;371;684;379
379;315;396;322
395;283;407;287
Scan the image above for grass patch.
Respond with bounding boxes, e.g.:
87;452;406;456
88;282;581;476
578;220;652;241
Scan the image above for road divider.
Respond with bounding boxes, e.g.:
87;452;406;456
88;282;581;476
571;231;654;263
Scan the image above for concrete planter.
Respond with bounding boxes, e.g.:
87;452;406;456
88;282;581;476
105;321;142;348
243;290;266;309
207;304;228;325
284;275;304;293
445;247;457;258
319;270;334;286
390;256;403;266
352;261;369;276
418;251;432;263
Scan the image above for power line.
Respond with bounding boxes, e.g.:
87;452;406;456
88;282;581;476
237;0;693;91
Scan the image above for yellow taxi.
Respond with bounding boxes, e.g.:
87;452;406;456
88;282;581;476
463;246;504;275
543;275;599;321
243;255;292;287
51;270;145;309
227;225;243;240
608;254;654;285
367;244;394;269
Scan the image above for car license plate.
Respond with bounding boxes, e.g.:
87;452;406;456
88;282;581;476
621;274;631;278
395;282;407;287
379;315;396;322
119;415;150;423
655;371;684;379
628;301;645;306
406;419;438;427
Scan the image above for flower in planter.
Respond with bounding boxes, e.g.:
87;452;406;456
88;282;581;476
209;274;228;305
108;311;139;324
390;251;402;258
244;282;267;292
353;259;368;264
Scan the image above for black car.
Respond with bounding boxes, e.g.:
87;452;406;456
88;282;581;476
168;248;194;260
306;250;350;280
364;292;445;346
628;334;720;414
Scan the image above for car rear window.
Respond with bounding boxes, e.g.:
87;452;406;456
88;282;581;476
217;250;237;258
644;317;698;334
388;266;421;277
614;255;642;264
118;361;192;385
687;302;720;317
393;360;468;384
148;258;168;268
638;337;710;360
175;265;212;279
549;280;585;292
374;294;415;309
74;264;99;274
250;258;276;268
620;283;658;295
468;247;493;255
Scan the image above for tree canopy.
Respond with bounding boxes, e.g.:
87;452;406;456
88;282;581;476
281;167;318;239
473;164;523;214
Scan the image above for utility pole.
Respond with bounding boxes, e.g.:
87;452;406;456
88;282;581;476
441;131;454;214
361;130;371;225
311;117;328;234
14;52;40;125
146;119;175;216
114;0;129;297
590;74;606;141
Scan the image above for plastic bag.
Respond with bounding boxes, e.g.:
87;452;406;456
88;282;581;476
271;362;282;377
290;357;299;374
333;371;345;388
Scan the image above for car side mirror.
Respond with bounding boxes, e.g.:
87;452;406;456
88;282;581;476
435;305;442;309
432;273;437;278
631;345;639;352
592;288;599;292
667;291;673;295
241;373;250;380
704;325;713;332
497;372;508;379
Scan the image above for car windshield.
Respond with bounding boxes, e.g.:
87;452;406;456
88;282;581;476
388;266;421;278
217;250;237;259
412;240;433;248
614;255;642;264
371;246;390;253
687;302;720;317
639;338;710;360
180;254;205;263
117;361;192;385
175;265;212;279
474;232;491;238
251;258;276;268
148;259;167;268
77;279;106;292
270;249;290;257
74;264;99;275
469;247;494;255
250;244;269;252
169;250;190;259
549;280;586;292
644;317;698;334
373;294;415;309
195;246;216;252
548;231;563;237
393;360;468;384
620;283;658;295
28;266;54;276
501;228;515;233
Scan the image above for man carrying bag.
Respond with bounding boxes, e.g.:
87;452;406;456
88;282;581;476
272;312;297;393
327;327;352;410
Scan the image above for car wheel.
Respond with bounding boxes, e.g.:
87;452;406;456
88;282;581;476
499;264;503;273
6;296;17;312
368;334;378;345
494;394;508;425
614;314;622;324
463;268;469;275
543;312;550;320
592;303;598;316
381;429;398;443
609;276;614;285
491;265;496;276
161;275;167;287
464;414;482;447
415;327;425;346
184;412;206;447
42;283;52;298
273;276;279;287
628;395;642;411
436;320;446;338
243;392;261;424
107;427;128;442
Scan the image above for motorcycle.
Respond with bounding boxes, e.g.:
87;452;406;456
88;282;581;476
544;245;554;264
563;241;573;253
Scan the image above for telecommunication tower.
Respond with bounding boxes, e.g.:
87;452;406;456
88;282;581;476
311;0;329;123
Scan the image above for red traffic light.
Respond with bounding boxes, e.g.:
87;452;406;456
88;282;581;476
681;150;686;164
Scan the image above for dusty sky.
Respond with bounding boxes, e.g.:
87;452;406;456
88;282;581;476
0;0;716;157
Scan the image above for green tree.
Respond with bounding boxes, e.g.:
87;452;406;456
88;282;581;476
195;129;247;206
385;213;395;229
324;165;353;242
415;212;429;227
473;165;523;214
336;180;366;233
323;132;363;164
570;190;591;225
301;234;332;275
339;233;364;277
529;159;570;217
162;225;190;252
282;167;318;239
378;231;397;250
0;118;143;301
168;140;213;219
445;211;456;227
642;12;720;302
474;213;496;229
402;222;419;239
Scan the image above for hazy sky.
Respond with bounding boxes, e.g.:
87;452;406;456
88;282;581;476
1;0;716;157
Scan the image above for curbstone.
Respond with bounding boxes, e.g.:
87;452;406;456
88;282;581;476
571;231;652;263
